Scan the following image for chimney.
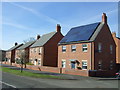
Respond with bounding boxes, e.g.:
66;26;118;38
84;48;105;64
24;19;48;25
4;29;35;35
102;13;107;23
112;32;116;37
56;24;61;32
37;35;40;40
15;42;18;46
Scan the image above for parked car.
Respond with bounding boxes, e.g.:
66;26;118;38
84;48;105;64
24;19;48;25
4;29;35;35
116;71;120;79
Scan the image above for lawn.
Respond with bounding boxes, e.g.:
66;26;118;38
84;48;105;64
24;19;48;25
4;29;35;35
0;66;64;79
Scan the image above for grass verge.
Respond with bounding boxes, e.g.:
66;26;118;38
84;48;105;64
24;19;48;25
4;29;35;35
1;66;64;79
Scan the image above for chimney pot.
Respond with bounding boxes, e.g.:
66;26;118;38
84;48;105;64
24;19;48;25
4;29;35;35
56;24;61;32
15;42;18;46
37;35;40;40
102;13;107;23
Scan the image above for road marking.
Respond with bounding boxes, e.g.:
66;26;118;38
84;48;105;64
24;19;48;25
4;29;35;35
0;81;16;88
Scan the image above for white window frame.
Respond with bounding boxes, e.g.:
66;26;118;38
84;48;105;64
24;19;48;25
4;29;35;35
62;46;66;52
38;47;42;53
62;59;66;68
38;59;41;65
71;45;76;52
82;44;88;52
98;43;102;53
82;60;87;70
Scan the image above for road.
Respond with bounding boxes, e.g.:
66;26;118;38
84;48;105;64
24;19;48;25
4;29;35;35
1;71;119;88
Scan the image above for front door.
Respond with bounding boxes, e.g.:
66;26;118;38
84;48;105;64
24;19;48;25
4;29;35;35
34;59;37;65
71;62;76;69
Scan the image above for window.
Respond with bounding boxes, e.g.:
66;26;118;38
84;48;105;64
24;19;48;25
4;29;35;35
98;60;102;70
82;60;87;70
31;49;33;53
82;44;88;52
71;45;76;52
38;60;41;65
98;43;102;53
71;62;76;69
62;46;66;52
110;60;113;70
62;60;66;68
110;45;113;54
34;48;36;53
38;47;42;53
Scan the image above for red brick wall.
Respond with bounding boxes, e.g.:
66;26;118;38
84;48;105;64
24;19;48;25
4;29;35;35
94;23;116;71
62;68;89;76
58;43;92;70
29;47;43;65
43;32;63;67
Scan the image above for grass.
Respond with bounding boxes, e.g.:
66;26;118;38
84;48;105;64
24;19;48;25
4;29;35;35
1;66;64;79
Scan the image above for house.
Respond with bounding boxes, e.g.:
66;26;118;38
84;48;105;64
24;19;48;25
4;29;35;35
112;32;120;71
58;13;116;76
29;24;64;67
15;41;35;64
6;43;23;65
0;50;6;62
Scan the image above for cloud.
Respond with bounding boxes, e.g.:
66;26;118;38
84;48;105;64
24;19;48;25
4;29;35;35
9;2;60;25
3;22;33;31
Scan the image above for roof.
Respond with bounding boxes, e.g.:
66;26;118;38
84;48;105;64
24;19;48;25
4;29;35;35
17;41;35;50
8;44;23;51
31;31;57;48
59;22;104;45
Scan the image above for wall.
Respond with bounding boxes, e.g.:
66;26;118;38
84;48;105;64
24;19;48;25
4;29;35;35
94;23;116;71
58;43;92;70
43;32;63;67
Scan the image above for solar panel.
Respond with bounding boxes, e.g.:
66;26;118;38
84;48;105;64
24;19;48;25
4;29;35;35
59;22;100;43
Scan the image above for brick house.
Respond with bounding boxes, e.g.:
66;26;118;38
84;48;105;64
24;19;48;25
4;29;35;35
29;24;63;67
112;32;120;71
6;43;23;64
58;13;116;76
0;50;6;61
15;41;35;64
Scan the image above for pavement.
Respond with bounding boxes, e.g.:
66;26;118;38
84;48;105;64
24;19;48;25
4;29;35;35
1;64;120;88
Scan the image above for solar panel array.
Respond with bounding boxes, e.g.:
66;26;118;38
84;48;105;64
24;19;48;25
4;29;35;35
59;22;100;44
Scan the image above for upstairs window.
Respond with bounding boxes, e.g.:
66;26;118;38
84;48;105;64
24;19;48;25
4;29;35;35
110;45;113;54
71;45;76;52
38;47;42;53
98;43;102;53
34;48;36;53
82;44;88;52
62;46;66;52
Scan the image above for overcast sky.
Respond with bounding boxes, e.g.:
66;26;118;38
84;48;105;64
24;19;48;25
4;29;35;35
2;2;118;50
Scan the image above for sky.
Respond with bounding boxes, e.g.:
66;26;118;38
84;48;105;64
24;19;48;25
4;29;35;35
2;2;118;50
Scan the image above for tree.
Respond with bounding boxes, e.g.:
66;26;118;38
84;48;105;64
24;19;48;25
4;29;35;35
23;37;35;44
16;50;26;73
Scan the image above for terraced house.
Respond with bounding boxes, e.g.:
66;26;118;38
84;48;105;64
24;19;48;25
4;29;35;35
15;41;35;64
58;13;116;76
29;24;63;67
6;43;23;64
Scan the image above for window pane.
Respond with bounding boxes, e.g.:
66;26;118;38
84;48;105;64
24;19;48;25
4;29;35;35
71;45;76;52
82;61;87;69
62;46;66;52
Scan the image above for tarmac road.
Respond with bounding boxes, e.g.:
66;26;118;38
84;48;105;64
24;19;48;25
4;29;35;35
1;71;119;89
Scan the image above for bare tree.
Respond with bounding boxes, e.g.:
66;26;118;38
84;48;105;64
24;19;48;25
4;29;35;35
17;50;26;73
23;37;35;43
